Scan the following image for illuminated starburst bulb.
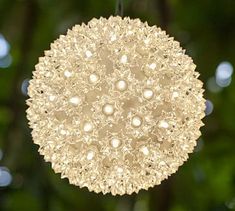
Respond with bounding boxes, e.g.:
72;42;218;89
26;16;205;195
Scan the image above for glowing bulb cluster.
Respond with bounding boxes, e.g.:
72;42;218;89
26;16;205;195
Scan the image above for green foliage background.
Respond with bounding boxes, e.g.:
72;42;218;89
0;0;235;210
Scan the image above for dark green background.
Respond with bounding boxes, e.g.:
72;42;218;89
0;0;235;210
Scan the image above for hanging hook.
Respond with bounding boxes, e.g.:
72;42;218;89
115;0;124;17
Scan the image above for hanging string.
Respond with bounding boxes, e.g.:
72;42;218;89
115;0;124;17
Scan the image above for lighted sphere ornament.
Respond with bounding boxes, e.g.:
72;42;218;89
26;16;205;195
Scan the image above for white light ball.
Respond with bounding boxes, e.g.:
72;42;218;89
27;16;205;196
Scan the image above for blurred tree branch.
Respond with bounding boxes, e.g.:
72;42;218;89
149;0;172;210
3;0;38;166
155;0;171;31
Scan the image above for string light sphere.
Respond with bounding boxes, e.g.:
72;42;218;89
26;16;205;195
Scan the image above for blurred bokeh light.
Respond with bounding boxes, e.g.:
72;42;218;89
215;61;233;87
0;167;12;187
0;54;12;68
21;79;30;96
0;34;9;59
0;149;3;161
205;99;214;116
0;34;12;69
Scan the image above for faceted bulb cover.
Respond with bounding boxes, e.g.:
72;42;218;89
26;16;205;195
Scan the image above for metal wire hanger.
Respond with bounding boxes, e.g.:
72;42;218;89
115;0;124;17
